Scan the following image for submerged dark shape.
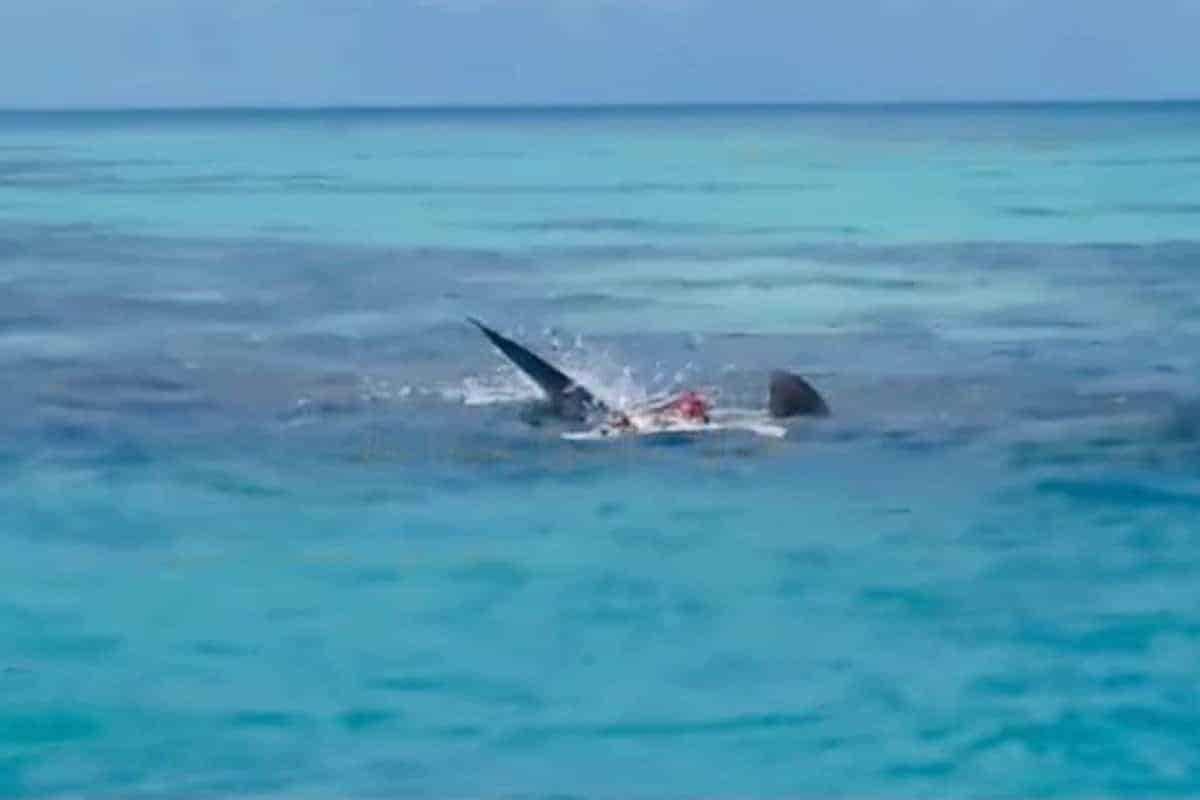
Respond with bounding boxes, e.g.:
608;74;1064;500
467;317;605;421
768;370;830;418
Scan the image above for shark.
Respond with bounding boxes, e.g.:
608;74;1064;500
468;317;830;428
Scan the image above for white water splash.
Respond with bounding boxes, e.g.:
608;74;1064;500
357;327;721;414
448;369;544;406
437;333;704;412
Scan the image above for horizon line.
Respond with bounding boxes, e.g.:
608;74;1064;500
2;97;1199;114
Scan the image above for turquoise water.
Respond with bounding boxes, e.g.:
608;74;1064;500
3;104;1200;797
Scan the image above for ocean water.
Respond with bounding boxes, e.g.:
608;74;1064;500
2;104;1200;798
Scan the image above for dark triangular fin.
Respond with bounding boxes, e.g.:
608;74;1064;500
468;318;604;419
768;370;830;418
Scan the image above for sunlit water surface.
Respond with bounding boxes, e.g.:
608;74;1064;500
3;105;1200;798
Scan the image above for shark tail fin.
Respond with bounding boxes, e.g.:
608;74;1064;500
468;318;603;417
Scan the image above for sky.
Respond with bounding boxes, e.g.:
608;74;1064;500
1;0;1198;108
